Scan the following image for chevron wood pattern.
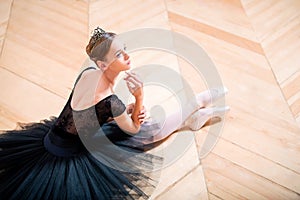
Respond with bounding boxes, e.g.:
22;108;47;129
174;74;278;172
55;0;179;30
0;0;299;199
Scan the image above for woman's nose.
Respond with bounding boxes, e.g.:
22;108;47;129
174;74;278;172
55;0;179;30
123;52;129;60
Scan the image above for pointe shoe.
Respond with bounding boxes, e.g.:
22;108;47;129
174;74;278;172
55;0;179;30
196;86;228;108
187;106;230;131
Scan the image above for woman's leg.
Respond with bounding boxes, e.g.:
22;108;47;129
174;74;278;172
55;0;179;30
142;87;228;144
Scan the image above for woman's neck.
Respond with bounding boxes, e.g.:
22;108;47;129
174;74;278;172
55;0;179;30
102;70;119;89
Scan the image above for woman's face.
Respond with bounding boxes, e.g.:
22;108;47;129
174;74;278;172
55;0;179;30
104;38;131;72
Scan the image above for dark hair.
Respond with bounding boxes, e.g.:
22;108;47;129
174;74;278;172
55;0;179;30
86;27;116;62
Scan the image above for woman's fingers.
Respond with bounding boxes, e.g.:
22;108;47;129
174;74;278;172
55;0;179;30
124;71;143;84
127;77;141;86
140;107;146;114
138;113;146;119
124;72;143;92
126;81;135;93
125;77;142;94
138;109;146;120
138;113;146;124
125;71;136;76
126;80;139;92
126;103;135;114
125;71;144;98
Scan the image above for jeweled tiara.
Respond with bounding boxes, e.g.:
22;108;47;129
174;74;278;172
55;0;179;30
91;27;106;41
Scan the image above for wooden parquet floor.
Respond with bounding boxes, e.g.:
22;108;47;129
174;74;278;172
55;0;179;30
0;0;299;199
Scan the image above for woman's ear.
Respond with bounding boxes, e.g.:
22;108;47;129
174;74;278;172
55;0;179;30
96;60;107;71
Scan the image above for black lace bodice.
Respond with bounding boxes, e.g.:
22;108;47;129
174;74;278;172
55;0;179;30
53;93;126;136
52;67;126;137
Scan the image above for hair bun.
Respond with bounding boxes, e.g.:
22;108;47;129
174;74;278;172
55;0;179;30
86;27;116;62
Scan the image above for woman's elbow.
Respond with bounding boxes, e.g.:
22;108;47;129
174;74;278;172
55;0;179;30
127;124;141;135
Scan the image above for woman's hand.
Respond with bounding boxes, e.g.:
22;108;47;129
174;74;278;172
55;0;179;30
124;71;144;127
138;107;147;124
127;103;147;124
126;103;135;114
124;71;143;99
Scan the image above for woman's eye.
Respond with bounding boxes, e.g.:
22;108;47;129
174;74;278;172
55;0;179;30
116;52;122;58
124;46;127;51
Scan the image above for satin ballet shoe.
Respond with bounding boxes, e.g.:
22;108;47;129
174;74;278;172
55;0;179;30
196;86;228;108
187;106;230;131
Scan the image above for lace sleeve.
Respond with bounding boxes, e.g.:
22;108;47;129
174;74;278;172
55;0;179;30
109;95;126;118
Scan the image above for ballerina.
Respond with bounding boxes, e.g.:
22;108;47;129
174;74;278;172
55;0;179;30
0;27;229;200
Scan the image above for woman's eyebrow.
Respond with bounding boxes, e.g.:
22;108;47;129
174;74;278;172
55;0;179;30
114;49;122;55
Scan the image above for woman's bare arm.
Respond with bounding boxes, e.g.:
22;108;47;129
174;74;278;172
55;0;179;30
114;71;145;134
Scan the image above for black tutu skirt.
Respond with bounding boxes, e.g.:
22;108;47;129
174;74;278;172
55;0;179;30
0;118;163;200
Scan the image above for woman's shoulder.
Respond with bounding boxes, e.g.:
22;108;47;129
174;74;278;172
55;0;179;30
71;69;105;111
71;86;114;111
71;93;116;112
